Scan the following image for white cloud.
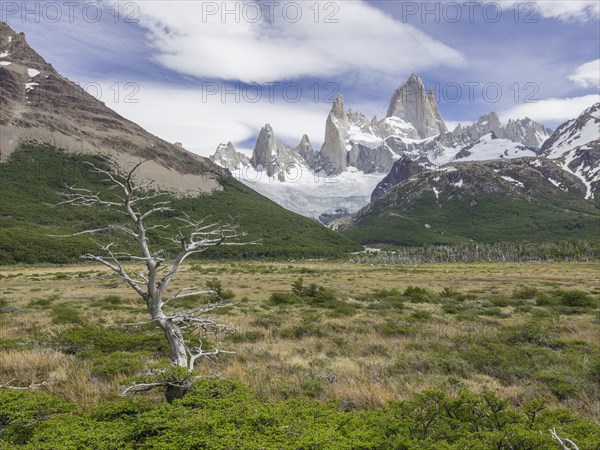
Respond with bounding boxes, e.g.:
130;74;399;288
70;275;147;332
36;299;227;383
117;0;463;83
568;59;600;88
535;1;600;21
96;80;333;156
482;1;599;21
499;95;599;123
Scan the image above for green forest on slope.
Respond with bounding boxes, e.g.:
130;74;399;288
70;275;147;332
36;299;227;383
0;143;360;264
343;187;600;246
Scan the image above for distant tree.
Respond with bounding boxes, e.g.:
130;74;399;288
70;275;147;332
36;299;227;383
54;160;252;401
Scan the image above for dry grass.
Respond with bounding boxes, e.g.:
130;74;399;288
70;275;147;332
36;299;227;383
0;261;598;418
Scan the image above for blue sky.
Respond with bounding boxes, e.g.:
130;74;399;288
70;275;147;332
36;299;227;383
3;1;599;155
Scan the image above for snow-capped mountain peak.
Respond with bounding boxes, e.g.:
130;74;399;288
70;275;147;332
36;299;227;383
540;102;600;199
208;74;580;221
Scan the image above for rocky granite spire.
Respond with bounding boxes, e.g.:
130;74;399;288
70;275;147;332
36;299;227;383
505;117;552;148
319;95;350;174
294;134;315;167
210;141;250;170
386;74;448;139
251;124;286;177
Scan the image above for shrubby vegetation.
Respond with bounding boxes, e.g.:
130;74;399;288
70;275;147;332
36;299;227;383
1;380;598;449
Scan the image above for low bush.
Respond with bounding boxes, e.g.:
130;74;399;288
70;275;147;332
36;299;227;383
512;287;538;300
51;305;83;325
206;278;235;301
403;286;430;302
2;382;598;449
55;325;169;355
89;351;152;379
558;290;594;307
269;291;300;305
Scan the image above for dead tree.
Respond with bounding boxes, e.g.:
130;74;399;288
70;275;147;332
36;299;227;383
53;160;252;401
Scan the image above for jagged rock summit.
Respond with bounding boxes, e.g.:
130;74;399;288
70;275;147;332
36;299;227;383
210;142;250;171
319;95;350;173
386;74;448;139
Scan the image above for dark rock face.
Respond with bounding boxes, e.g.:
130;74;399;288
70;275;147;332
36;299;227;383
541;103;599;157
319;208;350;226
540;102;600;200
371;156;426;202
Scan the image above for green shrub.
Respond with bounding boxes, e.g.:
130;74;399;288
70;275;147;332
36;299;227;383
512;287;538;300
101;295;124;305
229;330;264;343
499;322;556;347
51;305;83;325
489;296;510;307
299;379;324;399
28;298;52;308
55;325;169;355
269;292;300;305
439;287;460;298
373;288;402;299
536;373;577;400
2;382;599;449
559;290;594;307
206;278;235;301
410;310;432;320
89;351;151;379
535;294;558;306
179;378;255;408
0;390;74;445
291;277;334;302
91;400;147;421
403;286;430;302
481;307;504;317
378;319;415;336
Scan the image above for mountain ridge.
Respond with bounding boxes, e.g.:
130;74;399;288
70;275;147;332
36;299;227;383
0;22;223;194
210;74;559;221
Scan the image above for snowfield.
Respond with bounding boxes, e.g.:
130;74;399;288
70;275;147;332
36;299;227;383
229;164;385;220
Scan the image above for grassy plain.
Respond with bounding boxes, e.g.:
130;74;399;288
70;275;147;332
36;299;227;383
1;261;598;420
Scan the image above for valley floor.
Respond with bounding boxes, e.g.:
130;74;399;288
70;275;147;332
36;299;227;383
0;261;598;448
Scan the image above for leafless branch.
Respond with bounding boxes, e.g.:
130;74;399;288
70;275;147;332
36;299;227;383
0;379;47;390
549;428;579;450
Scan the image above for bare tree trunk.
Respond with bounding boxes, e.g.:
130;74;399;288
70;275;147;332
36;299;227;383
148;300;191;402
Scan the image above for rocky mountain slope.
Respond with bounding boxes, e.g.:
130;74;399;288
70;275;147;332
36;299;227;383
0;22;222;194
540;102;600;200
338;156;599;245
211;74;553;221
